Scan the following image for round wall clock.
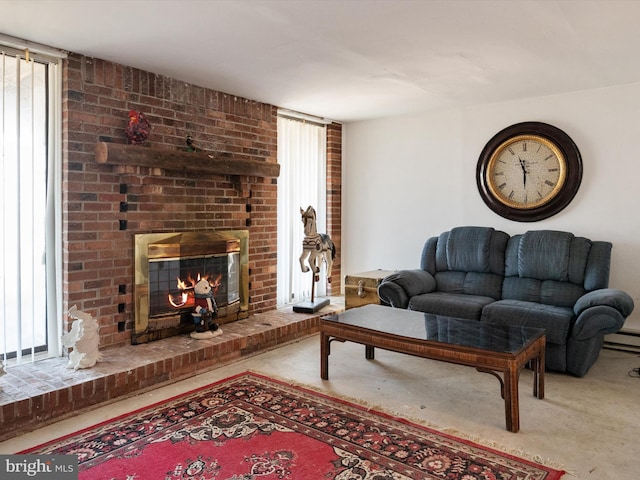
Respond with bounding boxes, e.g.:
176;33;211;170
476;121;582;222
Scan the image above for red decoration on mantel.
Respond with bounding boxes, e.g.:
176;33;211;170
125;110;151;144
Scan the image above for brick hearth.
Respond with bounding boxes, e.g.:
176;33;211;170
0;299;343;443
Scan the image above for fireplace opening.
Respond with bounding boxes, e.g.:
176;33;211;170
149;241;240;317
133;231;249;344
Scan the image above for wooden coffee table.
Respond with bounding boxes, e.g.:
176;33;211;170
320;304;545;432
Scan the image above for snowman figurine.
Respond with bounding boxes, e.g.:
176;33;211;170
191;277;222;339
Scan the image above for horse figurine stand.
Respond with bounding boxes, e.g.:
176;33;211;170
293;205;336;313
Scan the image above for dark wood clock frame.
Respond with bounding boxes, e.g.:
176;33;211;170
476;121;583;222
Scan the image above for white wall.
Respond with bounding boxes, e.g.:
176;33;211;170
343;83;640;332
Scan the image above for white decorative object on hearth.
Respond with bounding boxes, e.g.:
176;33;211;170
61;305;103;370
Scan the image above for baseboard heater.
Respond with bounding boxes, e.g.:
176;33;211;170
604;331;640;353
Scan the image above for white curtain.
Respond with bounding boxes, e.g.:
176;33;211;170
277;116;327;305
0;37;64;364
45;59;63;358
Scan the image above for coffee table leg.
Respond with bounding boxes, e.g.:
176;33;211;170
530;341;545;400
531;357;538;397
504;365;520;433
365;345;375;359
536;347;545;399
320;332;329;380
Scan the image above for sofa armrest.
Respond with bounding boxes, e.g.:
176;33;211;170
571;289;634;341
574;289;634;317
571;306;627;341
378;269;436;309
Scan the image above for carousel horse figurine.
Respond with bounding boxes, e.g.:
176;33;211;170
299;206;336;282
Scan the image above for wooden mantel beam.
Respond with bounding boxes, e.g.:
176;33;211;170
94;142;280;178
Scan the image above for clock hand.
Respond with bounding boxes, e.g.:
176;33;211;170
519;157;527;187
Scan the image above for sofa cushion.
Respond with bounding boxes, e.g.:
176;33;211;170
502;277;585;308
434;271;467;293
409;292;494;320
567;236;591;285
481;299;574;345
584;241;612;290
446;226;493;272
518;230;573;281
504;234;521;277
435;271;503;300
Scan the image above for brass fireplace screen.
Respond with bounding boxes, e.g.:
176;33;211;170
133;230;249;344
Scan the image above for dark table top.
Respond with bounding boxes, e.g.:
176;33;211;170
321;304;545;355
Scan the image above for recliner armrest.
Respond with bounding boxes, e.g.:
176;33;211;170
571;289;634;341
378;269;436;309
572;305;627;341
574;288;635;318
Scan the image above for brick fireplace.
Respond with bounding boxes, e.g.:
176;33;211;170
0;51;343;442
63;52;342;351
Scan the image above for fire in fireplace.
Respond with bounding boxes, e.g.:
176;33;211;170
149;241;239;317
133;230;249;344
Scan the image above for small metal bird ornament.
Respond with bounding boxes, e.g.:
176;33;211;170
125;110;151;145
184;134;215;158
186;135;200;152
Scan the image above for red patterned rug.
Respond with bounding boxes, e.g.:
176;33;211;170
23;372;564;479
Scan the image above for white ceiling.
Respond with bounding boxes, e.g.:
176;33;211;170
2;0;640;122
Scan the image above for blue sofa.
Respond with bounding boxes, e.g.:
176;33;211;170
377;226;634;377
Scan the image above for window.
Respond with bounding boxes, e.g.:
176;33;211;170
1;39;64;365
276;114;328;305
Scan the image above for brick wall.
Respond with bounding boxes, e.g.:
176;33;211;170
327;123;342;294
62;53;342;350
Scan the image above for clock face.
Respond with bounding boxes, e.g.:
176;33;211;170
476;122;582;222
486;135;567;209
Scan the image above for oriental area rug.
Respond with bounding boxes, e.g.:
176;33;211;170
24;372;564;479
